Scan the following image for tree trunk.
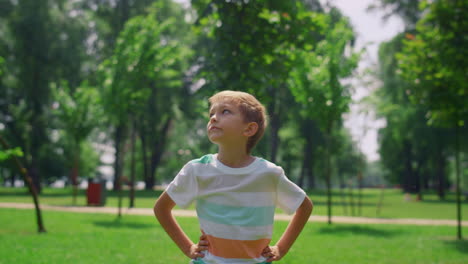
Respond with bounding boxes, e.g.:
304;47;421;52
348;183;355;216
129;121;137;208
0;136;46;233
455;119;462;240
29;160;41;194
10;170;15;187
298;140;312;188
113;124;125;191
267;87;281;163
269;113;280;164
306;136;315;189
149;118;172;189
338;173;347;216
325;122;333;224
298;154;306;188
415;161;423;201
140;133;151;190
403;140;414;193
71;151;80;205
307;160;315;189
436;145;446;200
357;171;363;216
114;123;126;218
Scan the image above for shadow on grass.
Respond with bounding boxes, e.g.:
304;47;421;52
443;238;468;254
308;201;377;207
307;189;378;199
317;225;400;238
93;219;154;229
420;199;467;204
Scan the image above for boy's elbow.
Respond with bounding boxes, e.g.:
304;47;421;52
153;192;175;219
153;200;161;219
154;199;166;218
153;201;160;217
302;196;313;215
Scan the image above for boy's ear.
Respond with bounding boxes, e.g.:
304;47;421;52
244;122;258;137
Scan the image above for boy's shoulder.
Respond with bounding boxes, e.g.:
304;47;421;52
188;154;215;165
254;157;284;174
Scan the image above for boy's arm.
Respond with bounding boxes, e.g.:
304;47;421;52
154;191;208;259
263;196;313;262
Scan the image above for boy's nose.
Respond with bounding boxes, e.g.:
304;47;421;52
210;114;217;122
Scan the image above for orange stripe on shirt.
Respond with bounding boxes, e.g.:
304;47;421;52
205;234;270;259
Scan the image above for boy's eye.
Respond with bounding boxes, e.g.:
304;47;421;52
222;109;230;114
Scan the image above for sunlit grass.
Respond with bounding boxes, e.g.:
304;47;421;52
1;208;467;264
1;187;466;220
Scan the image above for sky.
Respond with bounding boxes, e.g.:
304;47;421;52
327;0;404;161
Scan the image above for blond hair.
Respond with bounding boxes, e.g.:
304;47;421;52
209;90;268;153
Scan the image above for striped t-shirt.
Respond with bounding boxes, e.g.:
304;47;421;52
166;154;306;264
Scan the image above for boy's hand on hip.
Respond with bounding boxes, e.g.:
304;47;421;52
262;245;283;262
189;234;209;259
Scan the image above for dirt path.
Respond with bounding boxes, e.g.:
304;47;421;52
1;202;467;227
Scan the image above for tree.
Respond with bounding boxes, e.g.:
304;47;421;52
1;0;103;188
0;120;46;233
334;128;366;216
82;0;156;192
192;0;324;162
296;117;324;189
6;0;58;192
99;0;192;212
289;8;360;223
397;0;467;239
374;34;445;199
51;81;103;204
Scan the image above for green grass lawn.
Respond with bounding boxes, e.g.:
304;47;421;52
1;208;467;264
1;187;467;220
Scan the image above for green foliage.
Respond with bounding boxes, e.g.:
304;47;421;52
193;0;324;98
289;8;360;130
79;141;101;178
373;0;468;207
0;0;392;194
99;1;191;123
396;0;468;126
1;0;106;185
334;128;365;179
0;56;4;76
374;33;455;194
97;0;193;188
0;147;23;162
52;81;103;144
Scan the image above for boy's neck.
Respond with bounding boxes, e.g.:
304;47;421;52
216;147;255;168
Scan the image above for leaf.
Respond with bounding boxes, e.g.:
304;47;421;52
0;147;24;161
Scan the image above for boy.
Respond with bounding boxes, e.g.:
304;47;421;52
154;90;313;263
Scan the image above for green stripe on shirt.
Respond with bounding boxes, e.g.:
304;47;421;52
196;199;275;227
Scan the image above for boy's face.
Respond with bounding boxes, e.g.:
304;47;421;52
207;100;251;146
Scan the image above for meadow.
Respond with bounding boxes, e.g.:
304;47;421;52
1;187;466;219
1;208;467;264
1;187;467;264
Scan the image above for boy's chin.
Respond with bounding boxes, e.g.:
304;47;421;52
207;136;221;144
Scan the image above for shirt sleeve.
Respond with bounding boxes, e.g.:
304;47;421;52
165;163;198;209
276;168;306;215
